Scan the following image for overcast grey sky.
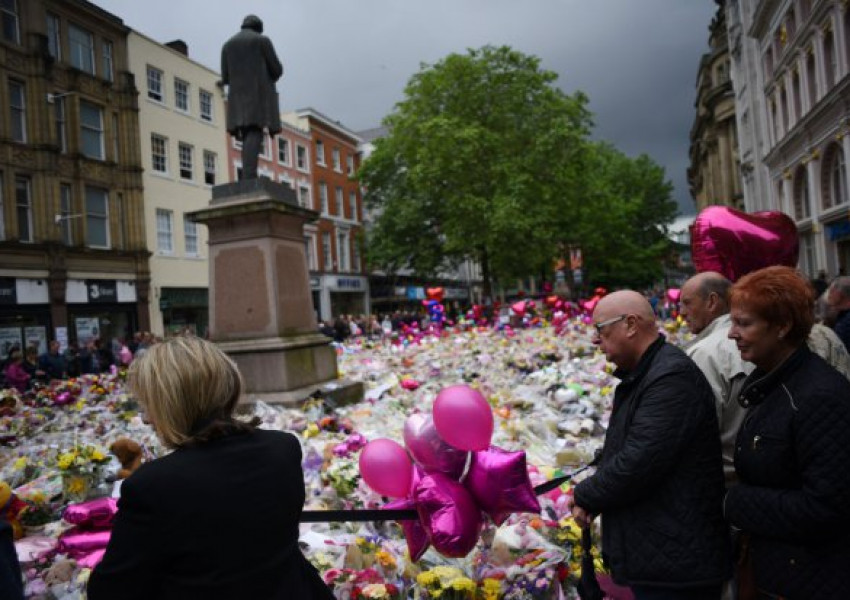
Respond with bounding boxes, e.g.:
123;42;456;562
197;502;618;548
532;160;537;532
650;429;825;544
92;0;716;216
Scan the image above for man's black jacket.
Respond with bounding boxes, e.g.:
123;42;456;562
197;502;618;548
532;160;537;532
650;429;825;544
574;336;731;587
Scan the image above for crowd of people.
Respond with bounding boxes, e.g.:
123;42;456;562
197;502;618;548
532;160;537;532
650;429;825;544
3;267;850;599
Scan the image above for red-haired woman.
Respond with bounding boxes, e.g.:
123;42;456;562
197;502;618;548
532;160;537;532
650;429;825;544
725;265;850;598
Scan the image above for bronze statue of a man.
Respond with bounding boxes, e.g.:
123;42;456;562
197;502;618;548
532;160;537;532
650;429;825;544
221;15;283;180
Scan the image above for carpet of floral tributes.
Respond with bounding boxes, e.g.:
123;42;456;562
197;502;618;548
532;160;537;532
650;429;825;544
0;316;690;599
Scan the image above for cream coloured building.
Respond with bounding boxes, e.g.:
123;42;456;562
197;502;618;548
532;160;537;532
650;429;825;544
127;33;228;336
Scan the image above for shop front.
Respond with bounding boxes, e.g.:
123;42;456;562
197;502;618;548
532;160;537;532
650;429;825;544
159;288;209;337
826;217;850;274
0;277;51;359
65;280;139;348
314;275;370;323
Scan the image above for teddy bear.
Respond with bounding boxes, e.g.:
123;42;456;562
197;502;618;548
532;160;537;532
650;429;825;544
44;559;76;585
0;480;26;539
109;438;144;480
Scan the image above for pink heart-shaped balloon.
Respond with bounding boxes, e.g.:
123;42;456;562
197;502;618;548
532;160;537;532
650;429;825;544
690;206;799;282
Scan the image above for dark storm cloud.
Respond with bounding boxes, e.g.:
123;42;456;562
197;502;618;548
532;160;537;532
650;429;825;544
93;0;716;215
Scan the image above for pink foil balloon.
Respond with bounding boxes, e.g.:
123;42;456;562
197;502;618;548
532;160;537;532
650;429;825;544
63;497;118;528
403;414;469;479
511;301;526;316
384;498;430;561
690;205;799;282
666;288;681;303
433;385;494;452
414;472;482;558
359;438;413;498
464;446;541;525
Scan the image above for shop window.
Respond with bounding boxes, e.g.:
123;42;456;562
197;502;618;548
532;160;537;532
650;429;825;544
80;101;104;160
69;24;95;74
85;187;109;248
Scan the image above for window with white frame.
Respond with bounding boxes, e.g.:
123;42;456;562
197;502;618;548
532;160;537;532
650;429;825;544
296;144;308;170
335;186;343;215
349;191;357;222
47;13;61;59
9;80;25;143
337;230;350;272
55;97;67;152
306;235;317;270
2;0;19;44
332;148;341;171
69;24;95;74
319;183;328;214
322;232;332;270
347;154;355;176
102;40;113;82
184;218;198;256
80;101;104;160
261;135;272;159
793;166;810;221
174;78;189;112
85;187;109;248
199;89;213;122
298;184;311;208
315;140;325;165
151;134;168;173
147;66;164;102
15;176;31;243
203;150;216;185
278;173;292;188
178;142;193;180
829;146;848;209
156;208;173;253
60;184;73;245
277;137;290;164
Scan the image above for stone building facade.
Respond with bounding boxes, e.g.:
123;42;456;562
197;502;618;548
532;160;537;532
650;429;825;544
0;0;148;356
689;4;746;212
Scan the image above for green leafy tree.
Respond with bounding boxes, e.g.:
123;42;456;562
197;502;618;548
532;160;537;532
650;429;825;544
359;45;592;300
563;142;678;289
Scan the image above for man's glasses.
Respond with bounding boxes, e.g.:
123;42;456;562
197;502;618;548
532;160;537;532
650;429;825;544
594;314;627;334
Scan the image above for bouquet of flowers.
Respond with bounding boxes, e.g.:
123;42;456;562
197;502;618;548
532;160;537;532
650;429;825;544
324;567;402;599
323;455;361;499
55;443;111;502
18;493;58;528
416;566;477;600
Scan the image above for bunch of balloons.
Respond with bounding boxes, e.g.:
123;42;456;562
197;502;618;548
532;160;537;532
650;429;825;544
358;385;541;559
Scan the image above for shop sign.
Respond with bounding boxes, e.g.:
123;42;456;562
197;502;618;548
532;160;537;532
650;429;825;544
406;287;425;300
336;277;363;290
0;278;16;305
86;280;117;304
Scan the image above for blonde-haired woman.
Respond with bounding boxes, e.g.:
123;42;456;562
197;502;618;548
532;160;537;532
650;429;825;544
88;336;334;599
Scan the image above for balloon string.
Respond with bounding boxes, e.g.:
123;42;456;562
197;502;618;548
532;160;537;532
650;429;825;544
300;463;592;523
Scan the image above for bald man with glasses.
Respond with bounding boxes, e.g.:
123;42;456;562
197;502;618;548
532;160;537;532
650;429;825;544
573;291;731;599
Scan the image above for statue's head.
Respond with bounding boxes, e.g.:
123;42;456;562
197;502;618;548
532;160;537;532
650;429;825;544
241;14;263;33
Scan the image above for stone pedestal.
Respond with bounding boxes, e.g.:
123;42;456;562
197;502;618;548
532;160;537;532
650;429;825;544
187;178;363;406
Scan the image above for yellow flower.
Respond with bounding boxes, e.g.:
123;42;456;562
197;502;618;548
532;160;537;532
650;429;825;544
91;450;106;462
375;549;396;569
481;578;502;600
449;576;476;592
65;476;87;495
57;452;77;470
13;456;26;470
303;423;320;439
416;571;439;587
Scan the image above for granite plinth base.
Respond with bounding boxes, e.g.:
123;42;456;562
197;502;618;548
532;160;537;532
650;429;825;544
238;378;365;408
